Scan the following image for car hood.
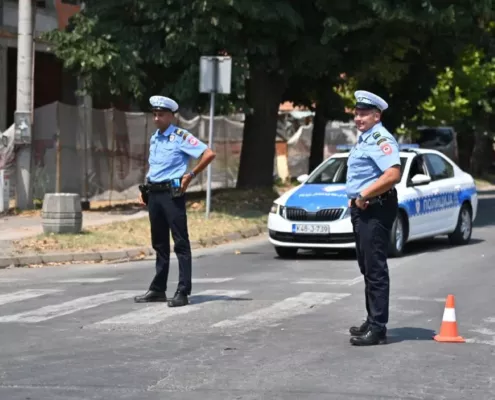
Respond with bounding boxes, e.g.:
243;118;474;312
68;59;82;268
283;184;348;212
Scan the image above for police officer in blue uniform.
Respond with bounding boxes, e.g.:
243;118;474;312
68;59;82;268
134;95;216;307
346;90;401;346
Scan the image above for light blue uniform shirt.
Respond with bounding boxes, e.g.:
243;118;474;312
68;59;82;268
345;122;400;198
146;124;208;182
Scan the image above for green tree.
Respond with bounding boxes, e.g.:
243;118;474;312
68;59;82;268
415;45;495;173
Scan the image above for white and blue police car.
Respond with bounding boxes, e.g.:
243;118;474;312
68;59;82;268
268;144;478;258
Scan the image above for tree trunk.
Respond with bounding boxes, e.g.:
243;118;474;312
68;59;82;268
236;66;287;189
470;130;491;177
308;103;327;173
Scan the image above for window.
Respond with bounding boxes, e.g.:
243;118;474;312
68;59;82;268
307;158;347;184
424;154;454;181
407;156;428;182
306;156;408;184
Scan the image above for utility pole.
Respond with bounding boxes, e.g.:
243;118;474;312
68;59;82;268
14;0;35;209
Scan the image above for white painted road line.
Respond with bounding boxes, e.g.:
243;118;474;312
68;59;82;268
294;278;362;286
483;317;495;323
397;296;446;302
212;292;351;331
55;278;121;284
0;289;62;306
470;328;495;336
466;338;495;346
192;278;234;283
95;290;250;325
0;290;141;323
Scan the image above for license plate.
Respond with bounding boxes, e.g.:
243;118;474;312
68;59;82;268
292;224;330;234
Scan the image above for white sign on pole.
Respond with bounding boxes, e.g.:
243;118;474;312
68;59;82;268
199;56;232;219
199;56;232;94
0;170;9;213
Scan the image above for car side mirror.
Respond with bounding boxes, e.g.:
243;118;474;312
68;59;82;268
296;174;309;183
410;174;431;186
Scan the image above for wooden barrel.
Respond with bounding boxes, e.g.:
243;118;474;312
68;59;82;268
41;193;83;234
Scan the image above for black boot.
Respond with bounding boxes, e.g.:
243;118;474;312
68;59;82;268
350;326;387;346
167;289;189;307
349;320;370;336
134;290;167;303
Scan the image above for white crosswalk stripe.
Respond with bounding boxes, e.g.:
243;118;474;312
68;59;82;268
0;290;141;323
55;278;121;283
0;286;352;332
95;290;250;326
0;289;62;306
212;292;351;332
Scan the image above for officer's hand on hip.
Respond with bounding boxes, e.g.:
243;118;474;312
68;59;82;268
355;197;369;210
181;174;193;193
138;192;145;206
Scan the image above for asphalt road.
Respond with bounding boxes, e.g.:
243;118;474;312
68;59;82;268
0;190;495;400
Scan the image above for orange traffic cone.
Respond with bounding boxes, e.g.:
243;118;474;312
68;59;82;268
433;294;465;343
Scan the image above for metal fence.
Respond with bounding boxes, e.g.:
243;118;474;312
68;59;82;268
0;102;357;207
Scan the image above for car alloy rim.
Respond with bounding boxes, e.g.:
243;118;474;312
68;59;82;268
396;218;403;251
460;209;471;240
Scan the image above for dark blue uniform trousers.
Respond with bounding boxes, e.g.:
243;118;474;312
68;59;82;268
147;191;192;295
350;192;398;329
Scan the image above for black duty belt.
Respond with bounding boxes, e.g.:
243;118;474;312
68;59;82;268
146;181;172;192
351;188;397;207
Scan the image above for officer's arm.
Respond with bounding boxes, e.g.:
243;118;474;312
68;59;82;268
180;133;216;174
191;148;216;176
360;139;401;199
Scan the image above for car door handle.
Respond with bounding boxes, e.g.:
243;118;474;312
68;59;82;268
454;185;461;191
432;188;440;195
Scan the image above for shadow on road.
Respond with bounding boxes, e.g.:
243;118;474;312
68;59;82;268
190;294;253;305
386;327;437;344
474;193;495;228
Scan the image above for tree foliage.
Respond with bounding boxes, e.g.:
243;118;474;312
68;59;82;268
43;0;495;185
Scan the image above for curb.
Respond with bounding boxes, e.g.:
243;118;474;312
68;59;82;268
0;226;268;269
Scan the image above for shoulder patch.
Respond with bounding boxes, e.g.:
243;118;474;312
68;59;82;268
182;132;190;141
377;137;387;145
372;132;381;139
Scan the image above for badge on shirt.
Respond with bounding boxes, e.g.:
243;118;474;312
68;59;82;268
377;137;387;145
373;132;381;139
188;136;199;146
169;134;175;142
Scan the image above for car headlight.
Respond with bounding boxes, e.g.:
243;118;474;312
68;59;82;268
270;203;279;214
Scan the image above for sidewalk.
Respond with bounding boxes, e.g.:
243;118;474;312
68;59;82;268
0;209;149;249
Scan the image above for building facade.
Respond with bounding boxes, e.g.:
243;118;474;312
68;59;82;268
0;0;81;132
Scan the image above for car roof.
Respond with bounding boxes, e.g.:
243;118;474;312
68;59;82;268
331;147;449;159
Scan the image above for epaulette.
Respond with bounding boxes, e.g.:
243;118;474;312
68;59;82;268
174;128;190;141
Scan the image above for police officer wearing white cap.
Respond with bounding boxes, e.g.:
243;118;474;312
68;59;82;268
134;95;216;307
345;90;401;346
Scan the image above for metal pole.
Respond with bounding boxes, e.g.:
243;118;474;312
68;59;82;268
14;0;34;209
205;58;218;219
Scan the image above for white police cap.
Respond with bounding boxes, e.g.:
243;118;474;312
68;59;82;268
354;90;388;112
149;95;179;113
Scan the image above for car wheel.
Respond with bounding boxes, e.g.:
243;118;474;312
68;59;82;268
274;246;298;259
388;213;406;258
448;203;472;245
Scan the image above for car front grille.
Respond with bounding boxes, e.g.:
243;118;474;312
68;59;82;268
283;207;344;222
269;230;355;244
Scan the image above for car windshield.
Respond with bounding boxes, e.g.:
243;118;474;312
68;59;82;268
306;157;408;184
